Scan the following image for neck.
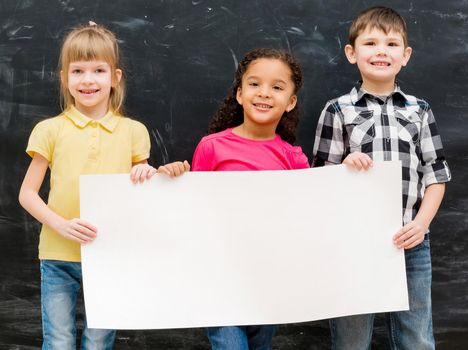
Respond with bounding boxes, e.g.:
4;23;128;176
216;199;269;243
232;122;277;141
361;78;396;96
74;103;109;120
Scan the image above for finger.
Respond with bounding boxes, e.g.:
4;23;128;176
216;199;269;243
146;167;157;179
157;165;171;176
183;160;191;171
401;234;423;249
358;157;370;170
395;227;417;248
138;167;148;183
131;166;143;184
63;231;87;244
75;220;98;235
65;227;93;243
177;161;187;175
393;224;411;241
353;158;363;170
171;163;180;177
362;157;372;170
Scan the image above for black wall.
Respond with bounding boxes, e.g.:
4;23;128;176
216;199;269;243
1;0;467;349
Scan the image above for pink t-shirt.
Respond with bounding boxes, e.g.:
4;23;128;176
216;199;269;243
192;128;309;171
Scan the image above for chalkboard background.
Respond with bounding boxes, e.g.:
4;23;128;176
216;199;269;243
1;0;467;349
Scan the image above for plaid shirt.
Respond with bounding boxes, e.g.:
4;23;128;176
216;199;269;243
313;83;451;225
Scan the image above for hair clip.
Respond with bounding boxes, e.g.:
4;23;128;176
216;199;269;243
89;21;97;27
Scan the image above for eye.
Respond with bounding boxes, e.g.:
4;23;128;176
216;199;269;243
273;85;284;91
364;41;375;46
71;69;82;74
95;68;107;73
248;82;259;87
388;42;399;47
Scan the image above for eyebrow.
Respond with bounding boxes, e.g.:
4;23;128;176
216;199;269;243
361;36;404;42
245;76;288;85
69;63;109;68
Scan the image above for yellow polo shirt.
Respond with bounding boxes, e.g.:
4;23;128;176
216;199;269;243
26;106;150;262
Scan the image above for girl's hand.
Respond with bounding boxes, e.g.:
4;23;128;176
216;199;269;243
343;152;373;171
130;163;157;184
55;218;98;244
393;220;427;249
157;160;191;177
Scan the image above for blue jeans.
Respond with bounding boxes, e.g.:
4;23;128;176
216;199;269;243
206;325;277;350
330;236;434;350
41;260;116;350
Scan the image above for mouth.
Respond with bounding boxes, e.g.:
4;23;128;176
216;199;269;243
371;61;391;67
253;103;273;110
79;89;100;95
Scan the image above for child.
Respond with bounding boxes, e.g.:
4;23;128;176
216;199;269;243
190;48;309;350
19;22;152;349
312;7;451;349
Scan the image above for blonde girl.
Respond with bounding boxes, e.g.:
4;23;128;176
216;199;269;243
19;22;151;349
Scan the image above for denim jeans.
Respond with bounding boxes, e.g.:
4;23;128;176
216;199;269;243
206;325;277;350
41;260;116;350
330;235;434;350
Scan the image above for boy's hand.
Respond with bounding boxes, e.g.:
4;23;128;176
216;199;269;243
393;219;427;249
130;163;157;184
55;218;98;244
158;160;190;177
343;152;373;171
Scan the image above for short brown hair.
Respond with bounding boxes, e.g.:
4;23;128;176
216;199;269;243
59;24;125;114
349;6;408;47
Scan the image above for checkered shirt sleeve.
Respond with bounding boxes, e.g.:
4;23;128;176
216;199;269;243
312;101;345;166
420;104;452;186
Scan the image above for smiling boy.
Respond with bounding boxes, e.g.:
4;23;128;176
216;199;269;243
312;6;451;349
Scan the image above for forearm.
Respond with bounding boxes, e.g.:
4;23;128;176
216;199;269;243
19;189;66;232
414;183;445;229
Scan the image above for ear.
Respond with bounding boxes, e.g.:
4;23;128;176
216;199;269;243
236;87;243;106
113;69;122;86
401;46;412;67
344;44;357;64
286;94;297;112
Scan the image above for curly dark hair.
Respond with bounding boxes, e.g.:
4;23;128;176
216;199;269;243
207;48;304;145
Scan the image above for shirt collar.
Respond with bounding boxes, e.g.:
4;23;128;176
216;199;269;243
64;105;120;132
350;81;409;106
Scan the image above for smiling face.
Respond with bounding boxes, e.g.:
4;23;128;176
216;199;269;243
345;26;412;94
64;60;121;119
235;58;297;139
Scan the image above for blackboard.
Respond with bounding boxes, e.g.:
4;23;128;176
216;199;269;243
1;0;467;349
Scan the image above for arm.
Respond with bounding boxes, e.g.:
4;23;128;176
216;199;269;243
393;104;451;249
19;154;97;243
393;182;445;249
312;102;345;167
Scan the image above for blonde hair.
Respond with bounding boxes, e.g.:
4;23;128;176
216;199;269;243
59;23;125;114
349;6;408;47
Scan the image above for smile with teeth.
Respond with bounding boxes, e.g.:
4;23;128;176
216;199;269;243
371;62;390;66
254;103;273;110
79;89;99;95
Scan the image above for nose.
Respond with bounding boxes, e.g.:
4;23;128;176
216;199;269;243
376;44;388;56
257;85;271;98
81;71;94;83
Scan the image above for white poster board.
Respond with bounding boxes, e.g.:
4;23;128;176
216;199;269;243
80;161;408;329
